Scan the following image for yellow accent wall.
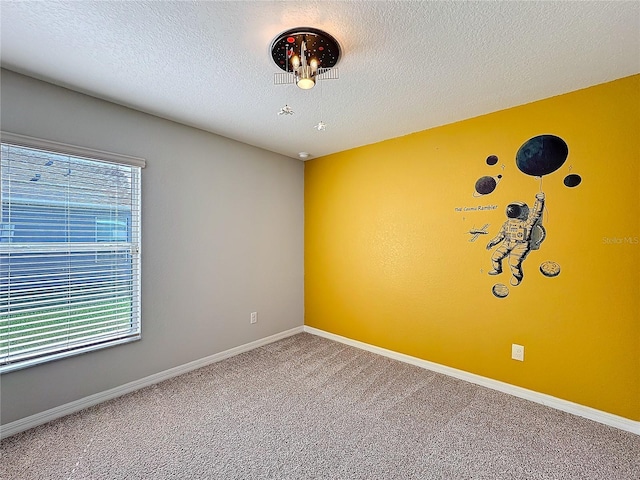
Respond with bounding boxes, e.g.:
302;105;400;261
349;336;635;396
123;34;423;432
305;75;640;420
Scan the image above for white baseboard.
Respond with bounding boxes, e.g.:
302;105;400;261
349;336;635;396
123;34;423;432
304;326;640;436
0;326;304;440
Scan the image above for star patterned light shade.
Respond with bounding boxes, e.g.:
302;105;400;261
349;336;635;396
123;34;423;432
271;27;341;90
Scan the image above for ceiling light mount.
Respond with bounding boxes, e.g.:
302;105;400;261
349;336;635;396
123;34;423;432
271;27;341;90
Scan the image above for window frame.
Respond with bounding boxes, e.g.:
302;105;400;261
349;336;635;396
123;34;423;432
0;132;145;373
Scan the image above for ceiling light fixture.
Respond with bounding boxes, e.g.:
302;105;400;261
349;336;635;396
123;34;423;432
271;27;341;90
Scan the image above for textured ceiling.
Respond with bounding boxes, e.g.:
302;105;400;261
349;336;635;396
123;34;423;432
1;1;639;160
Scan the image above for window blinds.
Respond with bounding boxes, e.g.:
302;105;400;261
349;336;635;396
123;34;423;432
0;135;143;373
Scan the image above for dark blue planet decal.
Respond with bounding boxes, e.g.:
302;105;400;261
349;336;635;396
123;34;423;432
516;135;568;177
486;155;499;166
474;175;502;196
563;173;582;187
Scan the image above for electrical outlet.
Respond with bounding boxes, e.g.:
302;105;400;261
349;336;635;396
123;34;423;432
511;344;524;361
250;312;257;324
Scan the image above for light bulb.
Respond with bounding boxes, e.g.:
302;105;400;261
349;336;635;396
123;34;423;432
297;78;315;89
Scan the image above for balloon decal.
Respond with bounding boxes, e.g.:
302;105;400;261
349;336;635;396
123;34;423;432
516;135;568;177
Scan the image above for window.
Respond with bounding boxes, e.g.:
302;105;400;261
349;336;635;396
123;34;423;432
1;133;144;373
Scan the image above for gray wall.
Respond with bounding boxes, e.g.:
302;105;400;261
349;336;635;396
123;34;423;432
0;69;304;424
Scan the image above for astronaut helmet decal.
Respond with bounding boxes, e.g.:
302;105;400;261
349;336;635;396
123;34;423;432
505;202;529;220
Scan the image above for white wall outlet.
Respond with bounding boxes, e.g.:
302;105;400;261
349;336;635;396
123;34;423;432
250;312;257;324
511;343;525;361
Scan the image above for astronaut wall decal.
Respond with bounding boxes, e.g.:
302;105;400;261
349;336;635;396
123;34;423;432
461;134;579;297
486;192;546;286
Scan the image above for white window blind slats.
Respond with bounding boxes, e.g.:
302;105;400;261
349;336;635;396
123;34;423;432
1;139;142;373
2;315;136;350
0;290;136;317
1;313;135;337
1;279;137;299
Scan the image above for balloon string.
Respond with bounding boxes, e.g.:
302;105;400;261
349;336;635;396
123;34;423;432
538;176;549;223
544;203;550;223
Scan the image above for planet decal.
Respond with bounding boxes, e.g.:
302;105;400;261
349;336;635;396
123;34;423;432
516;135;568;177
540;261;561;277
563;173;582;188
492;283;509;298
486;155;499;166
473;175;502;196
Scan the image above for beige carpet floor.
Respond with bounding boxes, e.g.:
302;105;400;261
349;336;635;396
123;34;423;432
1;333;639;479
